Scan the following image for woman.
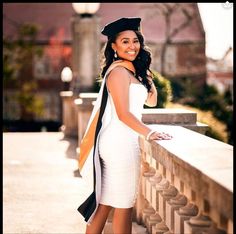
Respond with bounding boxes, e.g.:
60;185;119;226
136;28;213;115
78;17;172;233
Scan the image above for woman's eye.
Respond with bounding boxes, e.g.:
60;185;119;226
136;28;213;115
122;40;139;44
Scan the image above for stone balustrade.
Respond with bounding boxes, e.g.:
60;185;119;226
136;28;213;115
135;124;233;234
60;91;78;138
60;93;232;233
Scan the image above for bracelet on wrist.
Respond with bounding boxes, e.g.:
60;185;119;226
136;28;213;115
146;130;156;140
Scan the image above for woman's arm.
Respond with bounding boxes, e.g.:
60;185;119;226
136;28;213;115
106;66;172;141
145;75;158;107
106;66;152;138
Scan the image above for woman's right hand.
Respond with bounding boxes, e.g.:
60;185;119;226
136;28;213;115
149;131;173;140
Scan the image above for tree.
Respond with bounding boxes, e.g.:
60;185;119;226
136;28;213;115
142;3;200;76
3;21;44;121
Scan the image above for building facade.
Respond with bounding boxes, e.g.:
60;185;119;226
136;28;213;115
3;3;206;123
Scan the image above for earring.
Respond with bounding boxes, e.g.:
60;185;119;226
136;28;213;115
114;50;118;58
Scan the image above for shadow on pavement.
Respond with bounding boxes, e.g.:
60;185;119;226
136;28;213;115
59;133;82;178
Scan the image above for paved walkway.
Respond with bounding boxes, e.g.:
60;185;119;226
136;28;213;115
3;132;87;233
3;132;147;234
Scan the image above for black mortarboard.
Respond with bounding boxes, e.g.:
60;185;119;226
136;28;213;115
101;17;141;38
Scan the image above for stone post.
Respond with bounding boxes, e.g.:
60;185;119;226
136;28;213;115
74;93;98;167
71;14;101;93
60;91;78;138
75;93;98;145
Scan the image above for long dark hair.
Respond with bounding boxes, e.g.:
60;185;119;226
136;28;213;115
100;30;153;92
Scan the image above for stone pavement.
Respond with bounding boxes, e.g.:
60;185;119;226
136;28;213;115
3;132;147;234
3;132;87;234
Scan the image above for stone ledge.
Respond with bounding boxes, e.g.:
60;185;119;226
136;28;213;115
142;108;197;125
182;122;209;134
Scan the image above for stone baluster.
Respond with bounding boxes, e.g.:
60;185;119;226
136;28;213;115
146;212;162;234
154;178;169;214
142;167;156;200
150;172;162;210
135;158;150;224
152;221;169;234
174;202;198;234
184;213;227;234
158;185;178;222
166;193;187;233
146;171;161;204
142;206;156;226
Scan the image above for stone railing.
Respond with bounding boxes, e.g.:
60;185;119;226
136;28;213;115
60;94;232;233
135;124;233;234
142;108;208;135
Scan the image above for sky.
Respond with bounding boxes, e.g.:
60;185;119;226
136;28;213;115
197;3;233;59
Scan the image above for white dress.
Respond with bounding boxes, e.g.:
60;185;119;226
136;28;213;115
98;82;148;208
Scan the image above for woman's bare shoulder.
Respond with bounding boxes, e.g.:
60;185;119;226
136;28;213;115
107;66;130;81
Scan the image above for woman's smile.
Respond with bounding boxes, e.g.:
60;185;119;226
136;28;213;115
112;30;141;61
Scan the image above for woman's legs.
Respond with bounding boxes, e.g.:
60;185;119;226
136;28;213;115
85;204;112;234
112;207;133;234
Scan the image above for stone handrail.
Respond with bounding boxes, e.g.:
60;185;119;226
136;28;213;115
142;108;208;135
135;124;233;234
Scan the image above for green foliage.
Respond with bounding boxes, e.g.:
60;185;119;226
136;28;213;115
147;70;173;108
167;102;228;143
17;82;44;116
170;78;233;145
170;77;198;104
3;23;44;120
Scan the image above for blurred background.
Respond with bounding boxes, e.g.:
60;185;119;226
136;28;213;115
3;3;233;145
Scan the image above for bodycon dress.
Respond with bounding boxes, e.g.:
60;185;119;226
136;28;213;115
98;82;148;208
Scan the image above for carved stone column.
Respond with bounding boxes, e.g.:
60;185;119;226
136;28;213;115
146;212;162;234
142;206;156;226
159;185;178;222
174;203;198;234
135;158;149;224
150;172;162;210
166;193;187;232
153;221;169;234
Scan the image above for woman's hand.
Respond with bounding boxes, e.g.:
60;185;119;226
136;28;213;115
148;131;173;141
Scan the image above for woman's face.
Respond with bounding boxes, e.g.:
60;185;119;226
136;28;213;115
111;30;141;61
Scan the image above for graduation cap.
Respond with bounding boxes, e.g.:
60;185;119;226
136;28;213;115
101;17;141;38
